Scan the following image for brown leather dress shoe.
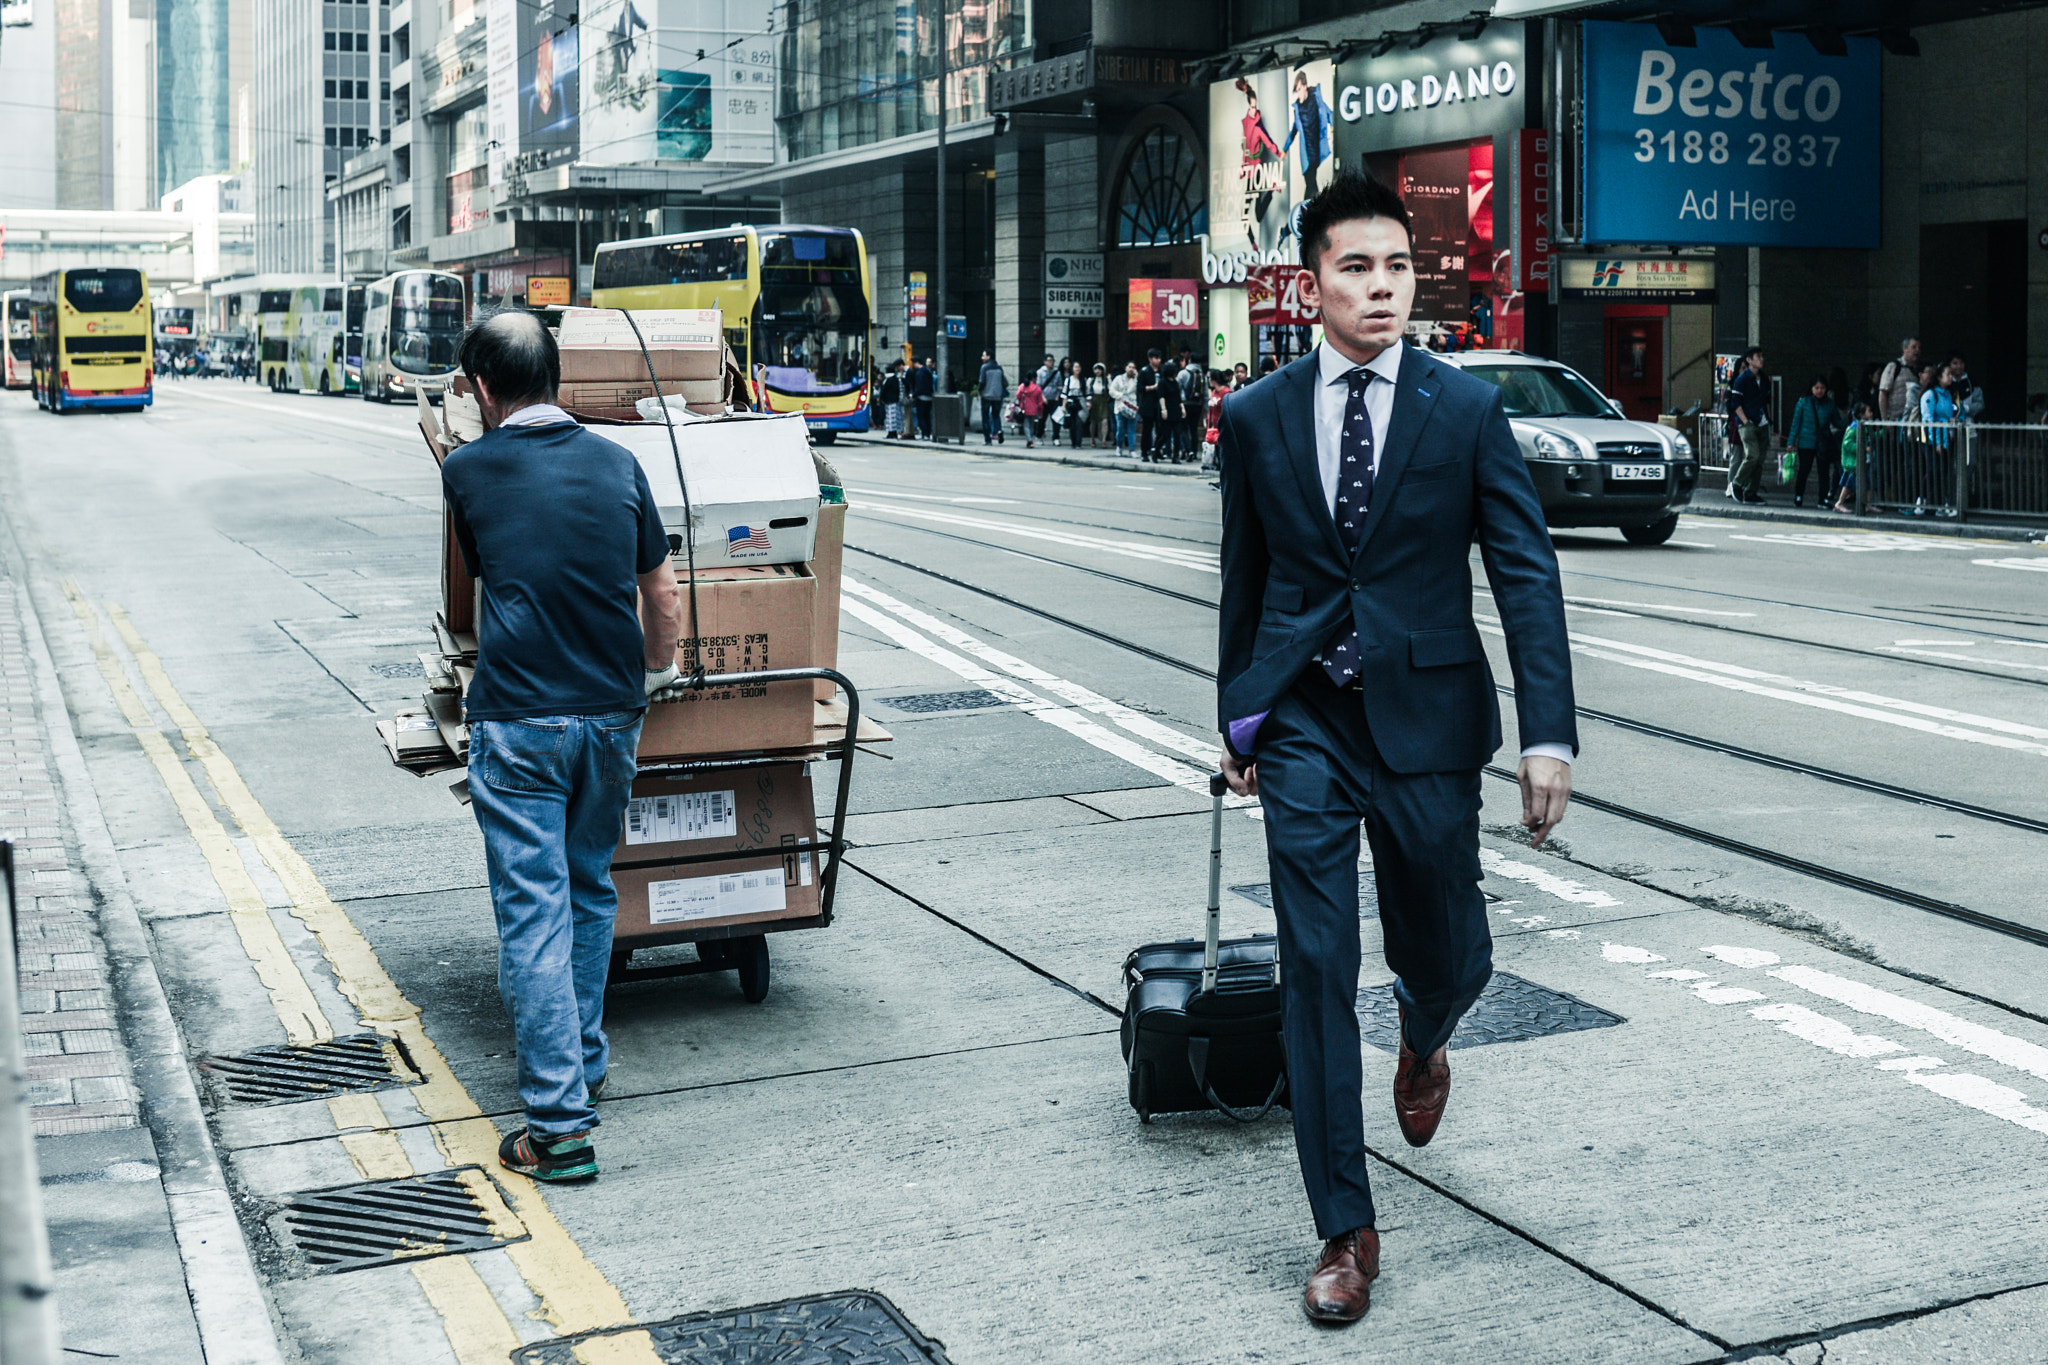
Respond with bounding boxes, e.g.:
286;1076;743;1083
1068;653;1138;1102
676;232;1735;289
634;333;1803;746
1393;1017;1452;1148
1303;1227;1380;1324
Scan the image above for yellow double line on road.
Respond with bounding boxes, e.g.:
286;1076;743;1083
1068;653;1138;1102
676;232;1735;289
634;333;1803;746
65;584;666;1364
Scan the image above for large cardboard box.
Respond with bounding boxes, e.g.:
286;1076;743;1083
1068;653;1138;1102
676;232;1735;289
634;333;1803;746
555;308;724;384
560;376;725;414
609;415;821;569
811;500;846;701
611;764;819;942
639;563;817;759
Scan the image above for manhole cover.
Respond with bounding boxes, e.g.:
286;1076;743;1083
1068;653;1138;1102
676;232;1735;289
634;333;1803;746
1358;971;1623;1053
511;1291;952;1364
370;661;426;678
876;689;1009;714
202;1033;420;1107
273;1167;525;1274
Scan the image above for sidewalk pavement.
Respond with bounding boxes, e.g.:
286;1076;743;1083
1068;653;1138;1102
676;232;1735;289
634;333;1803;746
1684;495;2046;542
1;570;274;1364
840;427;1214;477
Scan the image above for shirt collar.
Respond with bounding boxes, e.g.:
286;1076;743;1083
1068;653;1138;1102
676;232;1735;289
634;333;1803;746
496;402;574;428
1318;338;1405;390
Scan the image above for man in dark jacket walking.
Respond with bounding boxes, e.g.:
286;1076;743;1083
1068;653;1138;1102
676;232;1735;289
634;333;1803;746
1137;349;1166;460
442;312;683;1182
910;356;936;440
978;350;1007;444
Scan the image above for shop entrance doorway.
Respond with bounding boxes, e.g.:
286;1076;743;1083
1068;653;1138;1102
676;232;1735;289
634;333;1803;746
1603;306;1666;421
1920;220;2026;422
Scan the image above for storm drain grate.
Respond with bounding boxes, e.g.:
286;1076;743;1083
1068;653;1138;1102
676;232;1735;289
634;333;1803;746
202;1033;420;1106
369;661;426;678
1359;971;1623;1053
273;1167;525;1274
511;1291;953;1365
876;689;1010;715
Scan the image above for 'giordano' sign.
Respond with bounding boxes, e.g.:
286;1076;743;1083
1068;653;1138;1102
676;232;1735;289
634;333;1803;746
1333;26;1528;158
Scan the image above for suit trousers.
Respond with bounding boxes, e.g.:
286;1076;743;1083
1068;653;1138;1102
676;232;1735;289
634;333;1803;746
1254;668;1494;1238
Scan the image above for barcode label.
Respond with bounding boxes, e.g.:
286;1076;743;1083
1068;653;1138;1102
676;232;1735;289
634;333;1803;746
624;790;735;845
647;869;788;925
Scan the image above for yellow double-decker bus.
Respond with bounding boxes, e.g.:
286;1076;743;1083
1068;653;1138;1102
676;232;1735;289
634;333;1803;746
29;268;153;413
591;225;871;442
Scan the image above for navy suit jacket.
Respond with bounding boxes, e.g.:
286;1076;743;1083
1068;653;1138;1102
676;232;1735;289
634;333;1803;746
1216;346;1577;774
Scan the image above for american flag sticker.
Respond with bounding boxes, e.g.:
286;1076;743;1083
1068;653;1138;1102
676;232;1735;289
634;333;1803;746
726;524;772;555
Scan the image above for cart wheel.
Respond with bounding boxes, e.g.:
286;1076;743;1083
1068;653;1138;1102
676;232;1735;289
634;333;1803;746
735;936;770;1003
1132;1062;1154;1125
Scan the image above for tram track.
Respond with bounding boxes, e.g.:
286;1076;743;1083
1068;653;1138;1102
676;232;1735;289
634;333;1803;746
846;539;2048;953
854;505;2048;688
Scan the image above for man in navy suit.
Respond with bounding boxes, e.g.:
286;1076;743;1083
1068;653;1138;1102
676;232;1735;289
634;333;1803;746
1215;172;1577;1324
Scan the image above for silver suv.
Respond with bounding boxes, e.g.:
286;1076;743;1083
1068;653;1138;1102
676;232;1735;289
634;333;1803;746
1436;351;1699;546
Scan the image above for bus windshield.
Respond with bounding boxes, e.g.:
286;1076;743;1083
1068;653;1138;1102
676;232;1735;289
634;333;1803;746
64;269;145;314
756;281;869;393
390;275;464;373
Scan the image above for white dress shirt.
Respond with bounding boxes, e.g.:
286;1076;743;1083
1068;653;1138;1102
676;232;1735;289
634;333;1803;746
1309;341;1572;768
1313;339;1403;518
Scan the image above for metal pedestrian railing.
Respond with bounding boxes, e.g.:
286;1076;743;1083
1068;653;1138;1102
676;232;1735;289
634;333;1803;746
1696;411;1732;476
1855;421;2048;523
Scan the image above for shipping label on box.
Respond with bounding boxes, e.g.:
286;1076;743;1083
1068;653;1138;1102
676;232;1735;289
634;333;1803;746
624;790;735;845
649;866;789;925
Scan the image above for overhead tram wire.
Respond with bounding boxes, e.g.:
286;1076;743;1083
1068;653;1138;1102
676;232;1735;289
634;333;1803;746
845;543;2048;949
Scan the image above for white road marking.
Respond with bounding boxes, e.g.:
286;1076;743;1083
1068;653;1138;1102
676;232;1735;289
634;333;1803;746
1480;617;2048;758
1893;638;1977;646
1565;597;1757;617
840;577;1260;818
1702;944;1780;968
843;578;1228;772
1602;943;1665;964
1750;1003;1905;1057
1595;941;2048;1141
843;487;1019;504
1563;604;1639;618
1647;968;1709;980
1880;646;2048;674
155;384;413;440
1727;533;1946;552
1975;558;2048;573
858;501;1221;573
1764;963;2048;1084
1666;540;1719;548
1543;929;1582;939
1481;849;1621;906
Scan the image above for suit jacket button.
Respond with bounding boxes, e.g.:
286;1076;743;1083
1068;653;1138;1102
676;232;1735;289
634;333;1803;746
1349;580;1361;592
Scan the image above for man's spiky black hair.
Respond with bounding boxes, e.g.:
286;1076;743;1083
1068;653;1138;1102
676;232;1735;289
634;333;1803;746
1297;170;1414;275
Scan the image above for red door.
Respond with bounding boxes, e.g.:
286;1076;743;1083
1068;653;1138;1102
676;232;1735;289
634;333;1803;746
1603;310;1665;422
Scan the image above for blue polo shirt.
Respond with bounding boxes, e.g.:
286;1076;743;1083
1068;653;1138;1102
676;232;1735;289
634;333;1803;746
442;419;671;722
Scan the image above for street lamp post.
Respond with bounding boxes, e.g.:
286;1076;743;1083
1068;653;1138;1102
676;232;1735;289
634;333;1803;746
934;19;948;399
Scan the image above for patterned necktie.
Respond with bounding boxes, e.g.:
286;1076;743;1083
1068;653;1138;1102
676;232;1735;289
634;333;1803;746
1319;366;1377;687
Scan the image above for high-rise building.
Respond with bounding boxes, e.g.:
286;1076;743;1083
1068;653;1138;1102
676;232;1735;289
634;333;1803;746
157;0;233;193
253;0;390;272
0;0;59;208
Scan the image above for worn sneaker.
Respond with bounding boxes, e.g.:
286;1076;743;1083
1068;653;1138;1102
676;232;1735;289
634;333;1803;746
499;1128;597;1182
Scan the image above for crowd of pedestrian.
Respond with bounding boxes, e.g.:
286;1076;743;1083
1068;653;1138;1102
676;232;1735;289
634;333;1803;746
1723;333;1996;518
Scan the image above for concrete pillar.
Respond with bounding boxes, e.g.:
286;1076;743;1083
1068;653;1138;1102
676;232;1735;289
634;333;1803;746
1041;134;1098;362
995;143;1045;379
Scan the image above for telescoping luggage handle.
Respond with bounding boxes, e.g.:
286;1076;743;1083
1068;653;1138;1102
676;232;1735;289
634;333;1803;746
1200;772;1277;993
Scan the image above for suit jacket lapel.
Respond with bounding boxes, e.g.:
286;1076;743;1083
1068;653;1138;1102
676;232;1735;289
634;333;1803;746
1351;346;1443;563
1273;355;1347;563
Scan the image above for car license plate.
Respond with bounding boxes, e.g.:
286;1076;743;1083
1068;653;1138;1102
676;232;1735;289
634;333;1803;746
806;419;829;429
1609;463;1665;481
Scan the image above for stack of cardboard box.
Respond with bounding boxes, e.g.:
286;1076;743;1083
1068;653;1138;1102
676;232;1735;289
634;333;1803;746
380;308;878;949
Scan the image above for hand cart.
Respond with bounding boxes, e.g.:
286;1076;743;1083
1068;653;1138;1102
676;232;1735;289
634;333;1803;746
603;666;867;1001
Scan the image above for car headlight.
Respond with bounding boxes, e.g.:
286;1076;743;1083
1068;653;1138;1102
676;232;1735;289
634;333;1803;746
1671;432;1693;459
1534;432;1579;461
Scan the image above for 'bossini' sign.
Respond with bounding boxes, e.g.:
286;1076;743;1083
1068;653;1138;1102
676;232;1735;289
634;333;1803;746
1332;26;1528;157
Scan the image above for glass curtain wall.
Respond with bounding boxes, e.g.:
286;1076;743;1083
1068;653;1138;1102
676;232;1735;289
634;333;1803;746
776;0;1030;162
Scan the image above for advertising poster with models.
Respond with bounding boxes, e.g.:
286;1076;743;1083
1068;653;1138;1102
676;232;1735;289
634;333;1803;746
1206;59;1334;265
519;0;581;169
1361;139;1499;347
581;0;776;166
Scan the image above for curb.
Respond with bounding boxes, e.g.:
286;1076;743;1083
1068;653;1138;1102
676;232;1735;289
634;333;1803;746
1683;501;2047;543
838;431;1213;478
1;530;288;1365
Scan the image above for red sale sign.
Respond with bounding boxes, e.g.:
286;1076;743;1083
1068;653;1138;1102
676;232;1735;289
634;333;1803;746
1128;278;1200;331
1246;265;1320;326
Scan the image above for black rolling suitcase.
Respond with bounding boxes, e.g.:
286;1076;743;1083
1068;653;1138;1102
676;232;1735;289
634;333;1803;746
1120;773;1288;1123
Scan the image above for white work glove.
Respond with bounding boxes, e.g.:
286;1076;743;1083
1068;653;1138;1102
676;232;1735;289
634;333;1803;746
644;662;681;698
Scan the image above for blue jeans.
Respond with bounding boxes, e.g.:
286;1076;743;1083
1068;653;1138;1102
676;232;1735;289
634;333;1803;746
1114;413;1136;451
981;396;1003;440
469;711;643;1137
